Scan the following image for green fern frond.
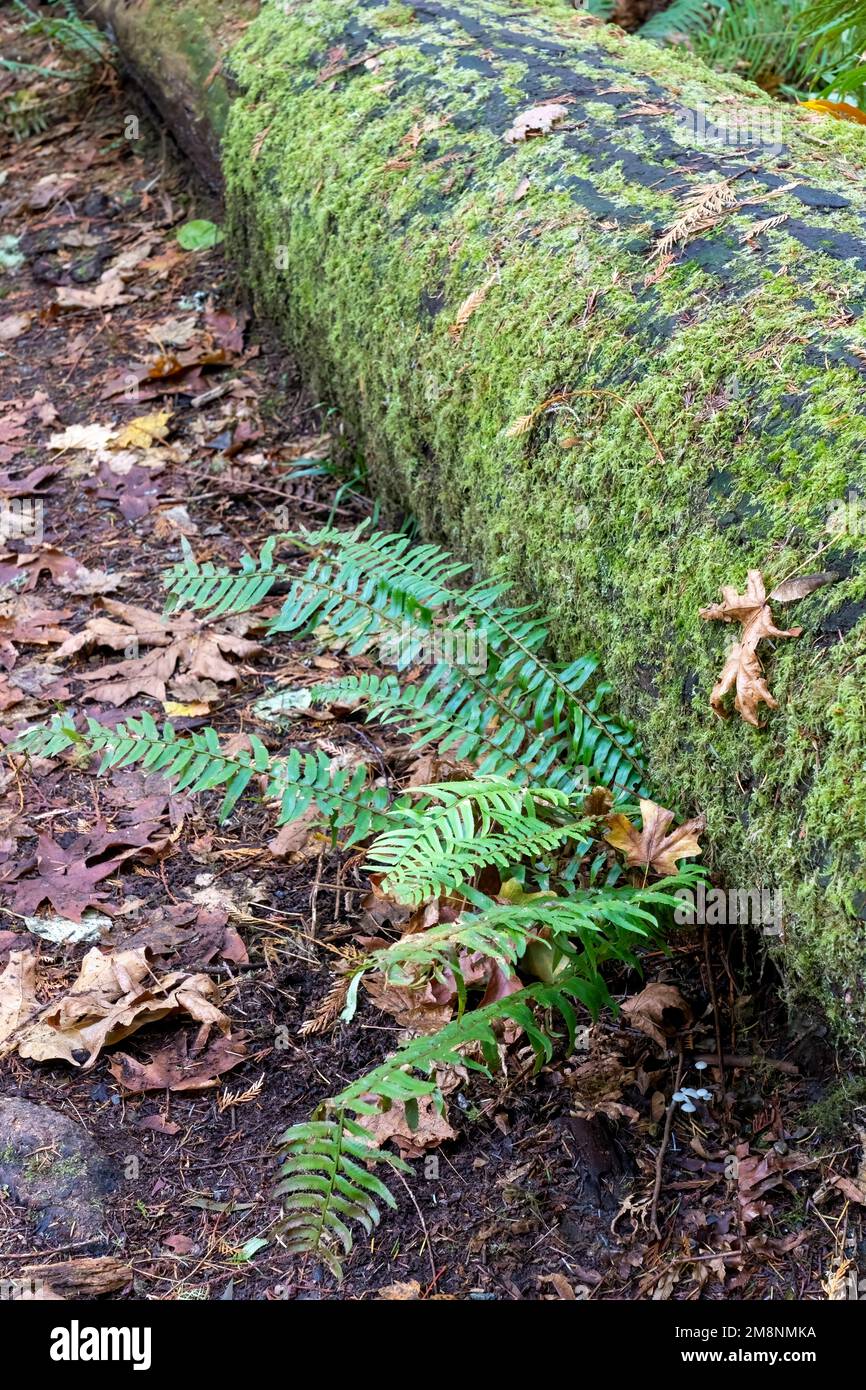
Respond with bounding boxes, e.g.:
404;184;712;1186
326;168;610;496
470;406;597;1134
274;1113;406;1279
164;534;289;618
12;713;394;836
363;780;588;905
798;0;866;100
166;524;647;794
276;976;604;1276
640;0;728;41
342;871;702;1019
328;975;589;1118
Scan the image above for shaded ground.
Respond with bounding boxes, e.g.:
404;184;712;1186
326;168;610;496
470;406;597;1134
0;9;864;1302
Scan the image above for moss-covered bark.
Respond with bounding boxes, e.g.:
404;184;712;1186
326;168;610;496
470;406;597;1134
85;0;866;1047
81;0;257;186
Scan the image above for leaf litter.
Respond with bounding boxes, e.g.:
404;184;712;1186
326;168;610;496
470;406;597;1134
0;3;859;1303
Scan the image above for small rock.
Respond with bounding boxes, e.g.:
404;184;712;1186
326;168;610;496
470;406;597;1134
0;1097;120;1252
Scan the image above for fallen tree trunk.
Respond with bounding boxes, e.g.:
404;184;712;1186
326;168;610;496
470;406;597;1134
85;0;866;1047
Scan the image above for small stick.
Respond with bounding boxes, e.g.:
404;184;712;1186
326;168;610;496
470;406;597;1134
703;925;726;1102
396;1170;437;1289
650;1039;685;1237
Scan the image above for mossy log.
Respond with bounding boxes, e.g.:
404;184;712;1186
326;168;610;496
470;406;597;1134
86;0;866;1046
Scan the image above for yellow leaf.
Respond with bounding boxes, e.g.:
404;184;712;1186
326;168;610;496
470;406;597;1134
163;700;210;717
111;411;173;450
799;99;866;126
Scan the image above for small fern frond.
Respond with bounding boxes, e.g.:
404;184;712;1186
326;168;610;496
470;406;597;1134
363;780;588;905
274;1113;406;1279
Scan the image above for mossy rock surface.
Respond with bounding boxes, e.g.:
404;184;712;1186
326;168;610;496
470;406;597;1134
84;0;866;1047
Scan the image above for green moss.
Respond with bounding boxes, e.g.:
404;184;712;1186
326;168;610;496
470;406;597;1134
804;1076;866;1138
215;0;866;1047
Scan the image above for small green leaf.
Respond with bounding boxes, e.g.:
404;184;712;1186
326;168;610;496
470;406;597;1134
176;219;224;251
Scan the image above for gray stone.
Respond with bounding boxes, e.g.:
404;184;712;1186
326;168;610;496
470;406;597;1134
0;1096;119;1251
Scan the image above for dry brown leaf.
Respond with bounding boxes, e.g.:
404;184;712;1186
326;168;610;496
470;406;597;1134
54;597;259;705
358;1068;462;1157
621;982;693;1050
0;313;33;342
0;949;37;1046
505;101;570;143
604;797;704;876
108;1030;248;1092
55;274;131;311
736;1143;817;1225
700;570;801;726
1;946;228;1067
267;804;323;859
768;571;838;603
377;1280;422;1300
539;1272;581;1299
832;1175;866;1205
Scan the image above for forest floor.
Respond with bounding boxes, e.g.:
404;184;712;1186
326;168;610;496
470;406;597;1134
0;15;864;1303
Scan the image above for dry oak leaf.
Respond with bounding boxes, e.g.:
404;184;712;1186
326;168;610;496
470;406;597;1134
700;570;801;727
604;797;704;876
1;945;228;1066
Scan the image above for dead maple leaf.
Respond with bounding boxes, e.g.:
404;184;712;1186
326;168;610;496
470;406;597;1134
360;1092;458;1158
48;423;115;452
0;822;166;921
55;273;131;312
0;463;59;497
0;604;73;665
53;597;259;705
110;410;173;450
699;570;801;726
0;545;91;592
108;1029;248;1092
83;459;165;521
735;1142;817;1226
358;1065;463;1157
604;798;704;876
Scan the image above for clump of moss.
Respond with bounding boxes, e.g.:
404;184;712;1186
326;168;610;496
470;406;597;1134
804;1077;866;1139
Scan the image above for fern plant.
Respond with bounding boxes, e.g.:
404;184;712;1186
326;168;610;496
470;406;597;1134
166;522;647;797
15;523;707;1279
797;0;866;102
640;0;814;98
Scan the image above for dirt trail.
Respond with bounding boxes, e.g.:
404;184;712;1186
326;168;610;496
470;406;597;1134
0;13;860;1302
